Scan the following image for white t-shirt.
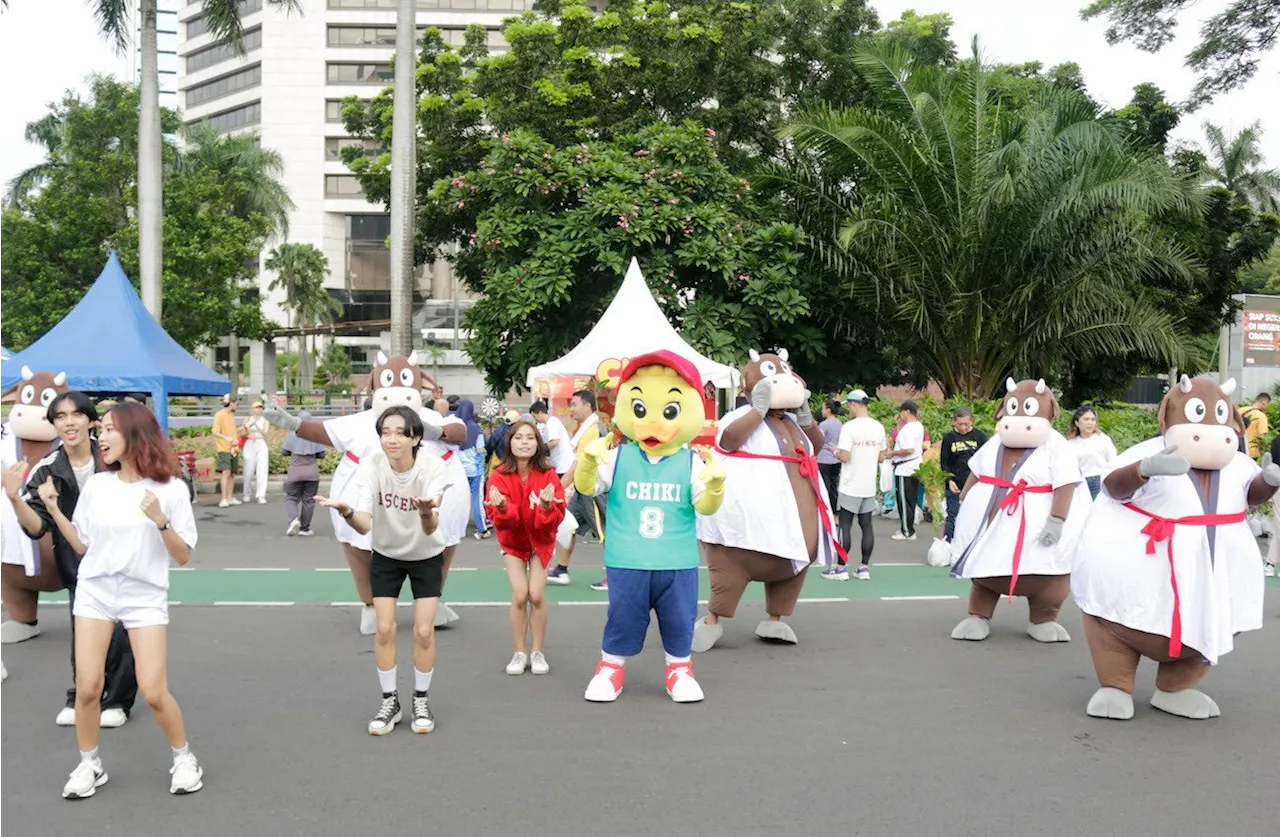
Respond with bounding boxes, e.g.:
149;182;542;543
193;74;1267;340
1068;432;1118;477
837;417;887;498
892;420;925;476
356;450;449;560
72;472;198;590
540;415;574;474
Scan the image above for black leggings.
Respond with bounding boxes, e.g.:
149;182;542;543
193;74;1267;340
838;509;874;566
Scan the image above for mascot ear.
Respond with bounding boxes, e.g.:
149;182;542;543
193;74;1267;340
375;350;389;367
1229;404;1247;435
1005;377;1017;394
21;365;33;382
748;349;760;363
1158;394;1176;433
1220;377;1237;397
777;348;789;362
53;372;68;387
1178;374;1193;394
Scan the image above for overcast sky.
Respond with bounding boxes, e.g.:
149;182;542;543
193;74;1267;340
0;0;1276;191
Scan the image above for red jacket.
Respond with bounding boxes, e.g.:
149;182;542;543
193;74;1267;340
484;466;566;567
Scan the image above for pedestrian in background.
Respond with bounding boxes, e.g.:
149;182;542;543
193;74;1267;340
283;409;327;537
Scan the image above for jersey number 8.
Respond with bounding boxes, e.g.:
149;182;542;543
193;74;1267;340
639;507;664;539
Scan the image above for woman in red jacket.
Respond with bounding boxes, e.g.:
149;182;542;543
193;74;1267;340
485;420;565;675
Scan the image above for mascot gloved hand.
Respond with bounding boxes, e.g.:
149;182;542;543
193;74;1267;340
579;350;721;706
262;404;302;432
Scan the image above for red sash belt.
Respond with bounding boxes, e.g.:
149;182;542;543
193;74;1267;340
1121;502;1244;658
346;448;452;465
714;444;850;564
975;475;1054;598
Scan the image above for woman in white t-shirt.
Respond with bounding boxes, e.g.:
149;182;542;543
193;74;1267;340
1066;406;1117;500
240;400;270;504
39;402;202;800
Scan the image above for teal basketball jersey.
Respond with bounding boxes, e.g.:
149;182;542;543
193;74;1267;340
603;444;699;571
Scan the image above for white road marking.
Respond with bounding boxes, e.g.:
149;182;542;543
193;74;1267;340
224;567;289;571
558;601;608;606
214;601;295;606
879;595;960;601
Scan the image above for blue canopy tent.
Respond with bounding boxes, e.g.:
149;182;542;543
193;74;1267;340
0;252;231;431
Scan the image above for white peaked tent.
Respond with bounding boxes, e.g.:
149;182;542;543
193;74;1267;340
525;258;741;389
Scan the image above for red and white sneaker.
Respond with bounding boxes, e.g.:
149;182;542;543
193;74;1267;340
665;662;704;703
584;661;625;702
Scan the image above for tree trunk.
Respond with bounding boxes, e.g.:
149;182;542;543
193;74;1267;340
139;0;163;319
388;0;417;356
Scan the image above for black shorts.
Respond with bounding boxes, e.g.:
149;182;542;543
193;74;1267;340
370;551;444;600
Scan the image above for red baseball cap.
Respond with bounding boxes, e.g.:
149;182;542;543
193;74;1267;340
618;350;703;393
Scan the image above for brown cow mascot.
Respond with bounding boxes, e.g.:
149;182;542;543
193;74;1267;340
949;378;1092;642
1;367;70;643
1071;375;1274;720
262;351;467;633
693;349;845;650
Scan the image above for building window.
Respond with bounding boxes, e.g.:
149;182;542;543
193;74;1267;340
326;63;393;85
327;26;398;47
185;65;261;108
325;175;366;199
187;27;261;73
326;138;383;160
186;0;263;39
188;100;262;133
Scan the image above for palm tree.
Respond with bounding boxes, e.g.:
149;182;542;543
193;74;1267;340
265;243;333;391
175;122;294;240
389;0;418;356
1201;121;1280;214
3;114;63;210
768;41;1198;399
89;0;301;321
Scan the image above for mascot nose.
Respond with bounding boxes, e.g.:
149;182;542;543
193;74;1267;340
1193;434;1200;442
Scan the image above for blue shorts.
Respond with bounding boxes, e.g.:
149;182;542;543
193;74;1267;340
601;567;698;658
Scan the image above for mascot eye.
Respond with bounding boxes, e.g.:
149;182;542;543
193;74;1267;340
662;402;681;421
1005;396;1019;415
399;368;414;387
39;388;56;407
1022;397;1040;417
759;361;777;377
1213;399;1230;425
631;399;647;419
19;385;35;404
378;369;394;388
1183;397;1207;424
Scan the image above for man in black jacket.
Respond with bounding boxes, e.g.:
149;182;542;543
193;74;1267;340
939;407;988;542
2;391;136;727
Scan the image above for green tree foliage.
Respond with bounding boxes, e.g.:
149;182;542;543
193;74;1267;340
0;75;279;352
1081;0;1280;104
773;45;1200;401
265;243;339;392
1199;121;1280;214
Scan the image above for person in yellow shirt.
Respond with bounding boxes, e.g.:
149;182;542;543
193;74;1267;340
211;395;242;508
545;390;613;588
1242;392;1270;459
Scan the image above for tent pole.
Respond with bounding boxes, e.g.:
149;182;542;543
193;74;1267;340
153;389;169;437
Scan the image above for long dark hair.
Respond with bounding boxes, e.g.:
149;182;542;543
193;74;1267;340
1067;405;1098;439
497;419;553;474
104;402;180;481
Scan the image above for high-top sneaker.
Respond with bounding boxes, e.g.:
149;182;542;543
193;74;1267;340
368;693;401;735
411;691;434;734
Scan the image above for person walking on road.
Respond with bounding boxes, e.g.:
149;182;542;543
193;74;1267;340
240;401;270;505
317;406;448;736
282;410;326;537
484;420;566;675
41;402;203;799
830;390;885;580
1065;406;1116;501
816;400;843;513
211;395;241;509
939;407;987;541
887;401;924;541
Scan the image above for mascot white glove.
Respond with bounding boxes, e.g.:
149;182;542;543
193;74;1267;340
1037;515;1066;546
1261;453;1280;487
262;405;301;432
751;379;773;418
1138;445;1190;479
795;390;814;428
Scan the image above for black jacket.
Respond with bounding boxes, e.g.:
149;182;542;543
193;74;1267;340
20;440;101;587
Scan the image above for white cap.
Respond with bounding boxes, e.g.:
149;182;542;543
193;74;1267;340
846;389;870;404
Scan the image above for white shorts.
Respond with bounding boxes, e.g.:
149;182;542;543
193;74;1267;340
73;574;169;629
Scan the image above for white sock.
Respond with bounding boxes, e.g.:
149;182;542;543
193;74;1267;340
601;651;626;666
414;667;433;694
377;666;397;695
171;742;191;759
80;747;99;764
664;653;691;665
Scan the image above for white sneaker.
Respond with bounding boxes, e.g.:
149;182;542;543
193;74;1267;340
99;708;128;728
169;752;203;794
229;498;242;506
891;532;916;541
56;706;76;726
368;693;401;735
506;651;528;675
62;759;108;799
257;498;267;505
530;651;550;675
1265;563;1277;577
218;499;230;508
286;519;301;536
1;660;6;682
1;620;40;644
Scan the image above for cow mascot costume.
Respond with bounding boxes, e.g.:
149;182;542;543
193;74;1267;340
574;350;727;703
1;367;71;644
1072;376;1273;721
949;378;1091;643
694;349;844;651
263;352;468;633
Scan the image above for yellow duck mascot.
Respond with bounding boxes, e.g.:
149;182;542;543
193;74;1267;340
575;350;727;703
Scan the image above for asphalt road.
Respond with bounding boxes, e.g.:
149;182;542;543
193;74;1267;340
3;501;1278;837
